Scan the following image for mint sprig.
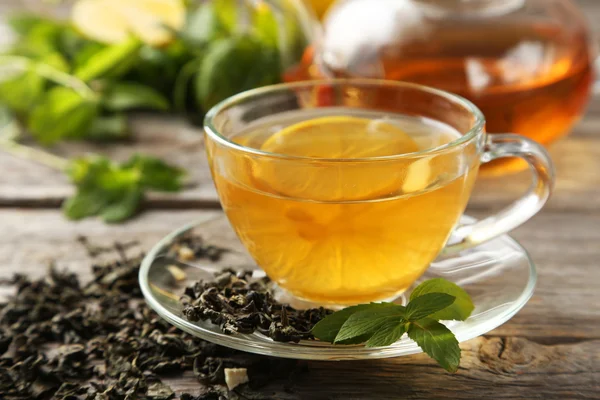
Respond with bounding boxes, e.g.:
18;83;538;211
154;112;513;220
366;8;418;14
63;154;185;223
409;278;474;321
312;279;474;372
407;318;461;373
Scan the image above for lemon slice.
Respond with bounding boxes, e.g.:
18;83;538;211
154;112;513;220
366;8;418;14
262;116;419;159
71;0;130;44
72;0;185;46
257;116;428;201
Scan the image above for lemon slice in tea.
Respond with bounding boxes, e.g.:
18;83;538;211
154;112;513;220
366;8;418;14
257;116;431;201
261;116;419;158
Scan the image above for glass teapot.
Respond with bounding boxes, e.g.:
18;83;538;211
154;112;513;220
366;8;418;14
288;0;596;162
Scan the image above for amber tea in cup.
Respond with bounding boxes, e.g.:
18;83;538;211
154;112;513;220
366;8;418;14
204;80;554;305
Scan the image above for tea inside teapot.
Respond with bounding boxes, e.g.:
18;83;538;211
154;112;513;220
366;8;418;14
288;0;595;173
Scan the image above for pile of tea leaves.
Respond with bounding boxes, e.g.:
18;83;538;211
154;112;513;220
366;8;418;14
0;236;306;400
181;270;332;343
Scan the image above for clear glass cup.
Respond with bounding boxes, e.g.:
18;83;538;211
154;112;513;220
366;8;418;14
204;80;554;305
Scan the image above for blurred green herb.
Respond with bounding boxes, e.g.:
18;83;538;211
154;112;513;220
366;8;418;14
102;82;169;112
64;154;185;223
28;86;98;144
312;279;474;372
0;0;291;222
1;107;184;222
74;37;141;82
196;35;280;111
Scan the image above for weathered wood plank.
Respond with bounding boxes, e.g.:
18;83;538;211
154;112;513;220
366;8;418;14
0;209;219;283
485;212;600;342
157;337;599;399
1;209;599;342
0;208;598;399
469;134;600;212
0;115;220;206
223;337;599;400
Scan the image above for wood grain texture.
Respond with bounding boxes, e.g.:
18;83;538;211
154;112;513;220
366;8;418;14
160;337;600;400
0;115;219;207
266;337;600;400
0;209;598;399
0;209;599;342
469;134;600;212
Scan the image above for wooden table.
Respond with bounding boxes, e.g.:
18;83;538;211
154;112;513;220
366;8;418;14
1;1;599;398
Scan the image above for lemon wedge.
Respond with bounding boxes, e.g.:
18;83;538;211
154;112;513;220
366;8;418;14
71;0;185;46
256;116;428;201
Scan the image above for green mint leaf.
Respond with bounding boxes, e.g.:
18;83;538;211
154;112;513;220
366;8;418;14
41;52;70;72
12;22;63;58
123;154;185;192
130;42;188;99
65;156;138;222
173;58;202;113
86;114;129;141
195;37;251;111
8;13;55;36
64;155;184;223
405;293;456;322
28;87;98;145
240;45;280;91
0;67;44;113
67;156;105;184
272;2;312;64
62;190;107;220
312;303;396;343
335;306;405;343
182;3;224;46
75;38;140;82
56;25;97;62
410;278;474;321
335;333;376;345
67;156;138;191
102;82;169;112
72;42;106;70
366;321;407;348
195;35;280;112
252;3;279;49
0;52;69;113
213;0;237;34
407;318;461;373
100;187;143;223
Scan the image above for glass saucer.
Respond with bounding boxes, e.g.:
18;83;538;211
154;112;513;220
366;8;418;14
139;214;536;361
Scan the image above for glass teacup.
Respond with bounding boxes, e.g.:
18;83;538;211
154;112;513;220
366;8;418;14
204;80;554;305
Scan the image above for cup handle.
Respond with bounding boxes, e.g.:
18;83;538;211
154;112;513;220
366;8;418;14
443;134;555;254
